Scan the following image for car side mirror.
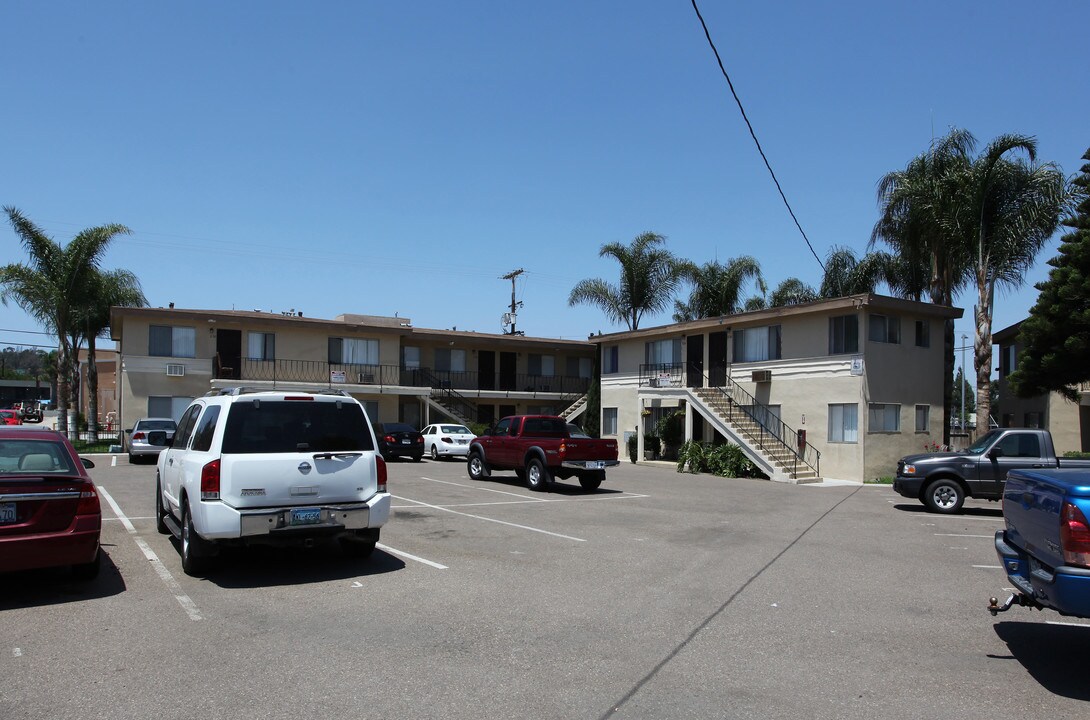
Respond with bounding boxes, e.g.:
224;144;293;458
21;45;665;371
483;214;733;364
987;447;1003;459
81;457;95;469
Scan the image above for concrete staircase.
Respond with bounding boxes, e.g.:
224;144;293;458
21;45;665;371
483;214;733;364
426;393;474;426
559;394;587;422
689;388;821;484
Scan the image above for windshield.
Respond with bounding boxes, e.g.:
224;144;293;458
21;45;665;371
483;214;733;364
965;429;1002;455
0;439;77;474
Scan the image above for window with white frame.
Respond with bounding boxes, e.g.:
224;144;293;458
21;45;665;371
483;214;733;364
566;356;593;378
328;337;379;365
149;325;196;358
828;315;858;354
828;403;858;443
148;395;195;422
733;326;781;362
868;403;901;432
915;404;929;433
868;314;901;344
401;346;420;369
602;408;618;436
435;347;466;372
915;320;930;348
603;345;619;374
645;338;682;366
247;332;275;361
528;354;555;376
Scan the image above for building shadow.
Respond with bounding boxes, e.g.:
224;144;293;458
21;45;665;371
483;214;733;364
992;621;1090;700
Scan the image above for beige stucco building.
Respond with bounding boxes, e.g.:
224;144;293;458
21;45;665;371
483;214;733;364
109;307;595;432
993;320;1090;454
595;294;962;482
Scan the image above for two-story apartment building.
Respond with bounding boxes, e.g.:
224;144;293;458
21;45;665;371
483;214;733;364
595;294;962;482
993;320;1090;453
109;307;595;433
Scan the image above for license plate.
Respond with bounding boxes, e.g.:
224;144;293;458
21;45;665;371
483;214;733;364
457;439;467;445
0;502;15;524
400;439;410;445
290;507;322;526
586;461;603;470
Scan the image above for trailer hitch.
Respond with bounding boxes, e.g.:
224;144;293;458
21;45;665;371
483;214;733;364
988;593;1042;616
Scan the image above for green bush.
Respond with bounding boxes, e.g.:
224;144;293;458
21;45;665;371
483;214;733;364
1063;451;1090;459
655;411;684;448
468;422;490;437
643;434;661;456
675;440;765;479
627;434;638;464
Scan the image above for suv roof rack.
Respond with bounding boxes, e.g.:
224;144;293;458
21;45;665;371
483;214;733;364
205;387;354;398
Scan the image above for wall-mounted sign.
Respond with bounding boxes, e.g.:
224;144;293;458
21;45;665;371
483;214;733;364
330;370;347;383
850;356;864;376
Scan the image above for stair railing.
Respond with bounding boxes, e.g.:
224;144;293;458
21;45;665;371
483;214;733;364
419;368;477;422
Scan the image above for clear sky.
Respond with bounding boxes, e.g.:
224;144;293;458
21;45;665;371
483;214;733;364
3;2;1087;378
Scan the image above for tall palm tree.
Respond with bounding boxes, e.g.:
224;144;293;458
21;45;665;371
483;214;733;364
819;246;898;298
957;136;1069;430
568;232;684;330
73;268;147;441
672;255;765;322
746;277;817;311
1;207;132;435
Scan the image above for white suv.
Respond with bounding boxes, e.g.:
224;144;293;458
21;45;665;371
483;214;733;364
154;388;390;575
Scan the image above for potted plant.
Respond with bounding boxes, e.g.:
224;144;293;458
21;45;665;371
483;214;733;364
655;411;684;460
643;433;661;460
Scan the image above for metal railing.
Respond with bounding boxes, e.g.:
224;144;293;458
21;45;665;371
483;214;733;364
418;369;477;422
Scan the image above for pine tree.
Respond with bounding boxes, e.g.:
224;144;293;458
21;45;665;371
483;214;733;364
1009;148;1090;401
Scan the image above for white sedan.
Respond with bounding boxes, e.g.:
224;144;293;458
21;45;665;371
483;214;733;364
421;423;475;460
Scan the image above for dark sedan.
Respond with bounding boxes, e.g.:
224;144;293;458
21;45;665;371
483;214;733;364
0;427;101;579
373;422;424;462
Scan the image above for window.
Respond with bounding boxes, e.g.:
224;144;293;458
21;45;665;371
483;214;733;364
149;325;196;358
1024;412;1041;429
401;346;420;369
362;401;378;422
173;404;202;449
828;315;858;354
434;348;466;372
221;400;375;454
148;396;195;422
645;338;682;365
528;354;555;376
247;332;275;361
1000;345;1017;377
868;403;901;433
733;326;781;363
566;356;593;378
868;315;900;344
190;406;222;452
915;405;929;433
914;320;930;348
995;432;1042;458
328;337;379;365
828;404;858;443
493;418;512;436
603;345;619;374
602;408;618;436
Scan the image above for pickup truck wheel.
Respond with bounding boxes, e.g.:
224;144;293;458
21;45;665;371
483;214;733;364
181;500;214;576
579;470;605;491
525;457;551;492
924;478;965;514
341;529;379;559
467;451;489;480
155;477;170;534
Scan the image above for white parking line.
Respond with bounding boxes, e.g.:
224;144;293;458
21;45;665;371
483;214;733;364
417;476;547;501
1046;620;1090;628
375;543;448;570
391;493;650;510
973;565;1002;569
934;533;994;539
392;494;586;542
97;487;203;622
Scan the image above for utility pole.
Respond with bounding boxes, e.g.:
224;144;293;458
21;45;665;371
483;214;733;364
501;269;525;335
960;333;968;434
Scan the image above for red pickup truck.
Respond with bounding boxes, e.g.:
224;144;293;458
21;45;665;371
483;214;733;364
467;415;619;492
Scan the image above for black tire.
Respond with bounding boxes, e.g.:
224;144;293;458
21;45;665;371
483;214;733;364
128;453;137;464
341;529;379;559
430;445;439;461
525;457;551;492
467;451;489;480
155;476;170;534
181;500;214;576
923;478;965;514
71;548;101;581
412;453;423;462
578;470;605;492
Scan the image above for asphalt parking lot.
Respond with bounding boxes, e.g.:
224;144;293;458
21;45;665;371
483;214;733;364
3;457;1089;719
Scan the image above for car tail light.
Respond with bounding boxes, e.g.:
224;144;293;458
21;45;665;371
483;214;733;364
201;459;221;500
1061;501;1090;568
132;431;146;441
284;396;314;401
558;441;567;459
76;484;100;515
416;436;423;444
441;436;452;444
377;455;387;493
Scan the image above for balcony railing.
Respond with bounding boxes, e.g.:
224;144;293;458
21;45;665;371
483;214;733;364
218;358;591;395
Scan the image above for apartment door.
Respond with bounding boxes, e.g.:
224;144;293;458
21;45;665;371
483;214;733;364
478;350;496;390
708;331;728;387
216;329;241;380
686;334;704;388
499;352;517;391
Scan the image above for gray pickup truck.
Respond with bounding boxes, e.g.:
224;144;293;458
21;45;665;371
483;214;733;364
893;428;1090;514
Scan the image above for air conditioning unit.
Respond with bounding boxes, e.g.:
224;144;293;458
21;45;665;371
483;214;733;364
167;364;185;377
751;370;772;383
358;373;375;384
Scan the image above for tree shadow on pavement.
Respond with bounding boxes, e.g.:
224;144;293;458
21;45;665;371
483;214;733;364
0;546;126;611
992;621;1090;700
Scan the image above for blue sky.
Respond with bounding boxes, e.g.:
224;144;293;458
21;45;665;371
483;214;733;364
3;1;1087;379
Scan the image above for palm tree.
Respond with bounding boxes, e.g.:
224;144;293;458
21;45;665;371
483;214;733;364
768;277;818;307
672;256;765;322
819;246;899;298
1;207;132;436
73;268;147;441
568;232;685;330
957;135;1069;430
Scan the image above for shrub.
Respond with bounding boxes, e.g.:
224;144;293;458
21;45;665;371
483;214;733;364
643;434;661;456
675;440;765;479
627;434;638;464
1063;451;1090;459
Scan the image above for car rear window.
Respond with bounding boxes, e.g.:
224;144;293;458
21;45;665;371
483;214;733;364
0;439;77;474
441;425;470;434
221;400;375;454
521;417;568;436
138;420;177;431
382;423;417;433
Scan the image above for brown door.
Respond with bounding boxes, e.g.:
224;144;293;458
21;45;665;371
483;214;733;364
478;351;496;390
499;352;517;391
708;331;728;387
216;329;242;380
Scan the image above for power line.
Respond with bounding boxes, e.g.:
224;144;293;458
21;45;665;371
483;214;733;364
689;0;827;278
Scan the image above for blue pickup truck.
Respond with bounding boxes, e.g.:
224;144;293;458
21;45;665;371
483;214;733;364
989;468;1090;618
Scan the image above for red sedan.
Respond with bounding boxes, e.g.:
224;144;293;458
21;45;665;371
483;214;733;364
0;409;22;426
0;427;101;579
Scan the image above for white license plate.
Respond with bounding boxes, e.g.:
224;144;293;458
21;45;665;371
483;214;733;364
586;461;603;470
0;502;16;524
290;508;322;526
456;439;467;445
400;439;410;445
